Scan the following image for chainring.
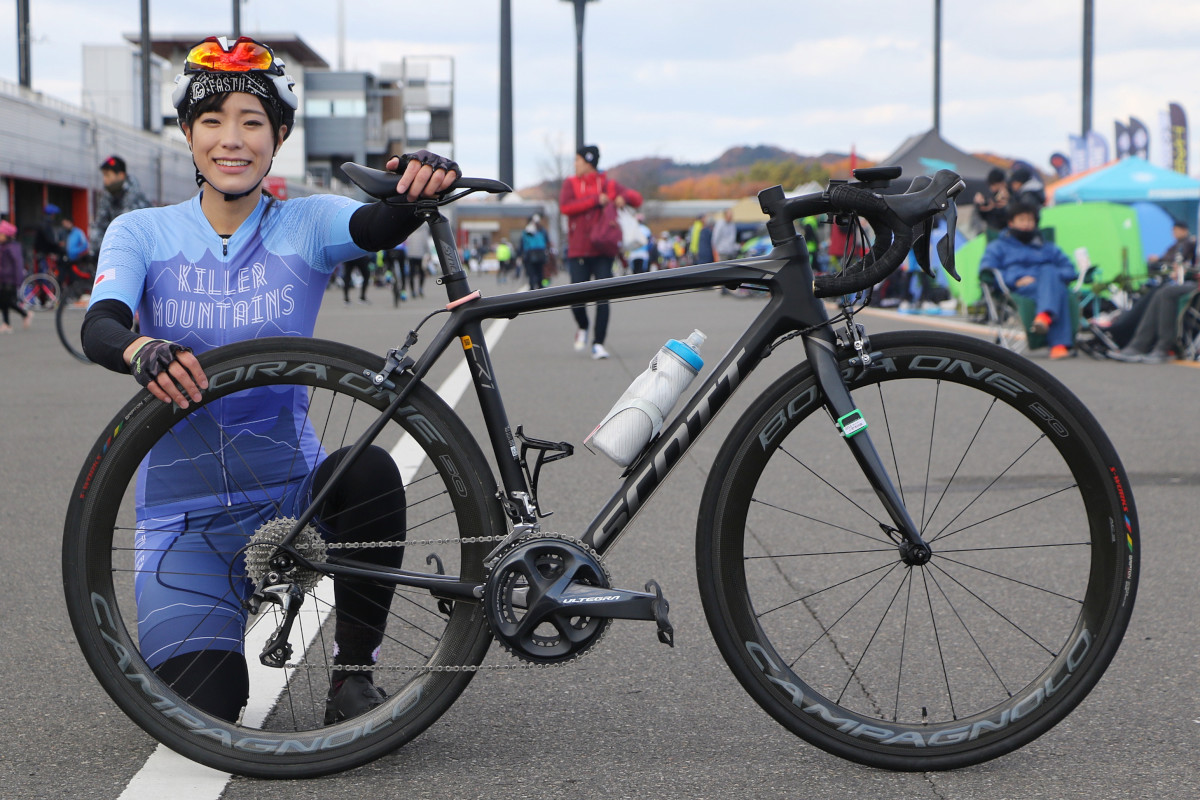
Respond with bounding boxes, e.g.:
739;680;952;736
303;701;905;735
483;532;612;664
242;516;328;592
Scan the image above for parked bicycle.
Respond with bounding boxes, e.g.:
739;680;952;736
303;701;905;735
63;164;1139;778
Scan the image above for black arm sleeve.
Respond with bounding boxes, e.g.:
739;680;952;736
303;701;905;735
81;298;141;374
348;202;424;253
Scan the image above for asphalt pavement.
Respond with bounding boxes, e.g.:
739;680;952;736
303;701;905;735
1;277;1197;800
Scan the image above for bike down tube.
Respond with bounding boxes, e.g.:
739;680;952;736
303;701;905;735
573;240;818;553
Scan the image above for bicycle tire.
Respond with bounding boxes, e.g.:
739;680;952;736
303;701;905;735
697;330;1138;770
63;337;506;778
55;290;91;363
19;272;60;311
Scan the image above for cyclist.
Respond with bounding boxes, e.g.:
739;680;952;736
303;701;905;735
79;35;459;724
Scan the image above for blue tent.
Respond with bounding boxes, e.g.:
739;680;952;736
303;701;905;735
1132;201;1176;261
1051;156;1200;232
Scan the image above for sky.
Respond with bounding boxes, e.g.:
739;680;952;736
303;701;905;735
4;0;1200;189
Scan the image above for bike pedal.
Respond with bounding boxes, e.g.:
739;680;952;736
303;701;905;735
645;579;674;648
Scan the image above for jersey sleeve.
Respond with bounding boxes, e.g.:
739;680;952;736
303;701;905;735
280;195;368;273
88;210;155;314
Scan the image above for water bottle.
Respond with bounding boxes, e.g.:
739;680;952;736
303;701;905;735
586;330;706;466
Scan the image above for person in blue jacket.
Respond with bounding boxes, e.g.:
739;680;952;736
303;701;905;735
79;35;459;725
979;202;1078;359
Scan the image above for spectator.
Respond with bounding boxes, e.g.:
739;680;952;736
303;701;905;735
520;214;550;289
1105;282;1196;363
342;253;372;304
979;202;1077;359
59;216;90;292
1147;219;1196;279
1008;166;1046;210
92;155;151;255
712;207;739;261
973;168;1010;231
625;214;653;274
33;203;64;274
559;144;643;359
0;220;31;331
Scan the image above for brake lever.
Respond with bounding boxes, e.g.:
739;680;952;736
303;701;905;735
936;198;961;282
912;217;934;276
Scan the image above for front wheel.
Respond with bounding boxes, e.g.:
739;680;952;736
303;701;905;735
697;331;1138;770
63;337;507;778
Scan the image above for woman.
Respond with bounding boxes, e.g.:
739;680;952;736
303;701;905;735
0;220;31;331
80;36;459;723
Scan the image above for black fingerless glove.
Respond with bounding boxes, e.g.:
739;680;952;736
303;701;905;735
394;150;460;177
130;339;192;388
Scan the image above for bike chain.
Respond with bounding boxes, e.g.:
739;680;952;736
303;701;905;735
279;532;608;673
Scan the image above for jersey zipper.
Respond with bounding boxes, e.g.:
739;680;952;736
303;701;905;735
221;235;230;256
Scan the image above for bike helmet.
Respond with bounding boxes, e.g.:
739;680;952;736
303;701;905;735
172;36;297;141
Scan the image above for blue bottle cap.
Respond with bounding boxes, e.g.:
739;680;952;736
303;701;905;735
664;339;703;370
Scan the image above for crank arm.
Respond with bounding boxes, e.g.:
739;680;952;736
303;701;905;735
553;580;674;646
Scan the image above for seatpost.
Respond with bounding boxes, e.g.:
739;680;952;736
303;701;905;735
424;208;473;303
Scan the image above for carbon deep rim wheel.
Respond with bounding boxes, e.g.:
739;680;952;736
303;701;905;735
63;337;506;778
697;330;1138;771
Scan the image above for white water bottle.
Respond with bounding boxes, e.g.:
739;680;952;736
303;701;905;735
586;330;706;466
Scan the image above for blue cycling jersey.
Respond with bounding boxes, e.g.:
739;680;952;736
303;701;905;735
91;192;367;513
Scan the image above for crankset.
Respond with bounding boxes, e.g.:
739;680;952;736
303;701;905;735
483;533;674;664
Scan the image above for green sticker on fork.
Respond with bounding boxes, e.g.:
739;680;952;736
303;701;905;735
836;409;868;438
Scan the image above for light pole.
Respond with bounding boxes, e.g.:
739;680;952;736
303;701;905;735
562;0;596;152
499;0;513;187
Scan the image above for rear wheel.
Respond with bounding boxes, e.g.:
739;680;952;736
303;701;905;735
697;331;1138;770
63;337;506;777
55;283;91;363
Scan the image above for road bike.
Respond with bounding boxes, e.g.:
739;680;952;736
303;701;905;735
63;164;1140;778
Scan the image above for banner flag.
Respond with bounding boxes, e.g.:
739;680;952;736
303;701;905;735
1085;130;1110;168
1169;102;1188;174
1158;110;1174;169
1068;134;1088;172
1128;117;1151;160
1114;120;1131;158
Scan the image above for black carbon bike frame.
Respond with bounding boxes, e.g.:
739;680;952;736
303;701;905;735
282;208;930;598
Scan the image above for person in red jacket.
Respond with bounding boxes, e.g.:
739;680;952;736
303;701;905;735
559;144;643;359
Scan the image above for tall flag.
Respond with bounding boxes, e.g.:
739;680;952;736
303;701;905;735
1169;102;1188;174
1085;130;1110;168
1068;134;1088;172
1158;110;1174;170
1114;120;1131;158
1128;117;1151;160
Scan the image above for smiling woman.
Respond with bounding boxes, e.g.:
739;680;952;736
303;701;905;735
75;34;464;731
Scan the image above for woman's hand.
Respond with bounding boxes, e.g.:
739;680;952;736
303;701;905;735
124;337;209;409
387;151;460;202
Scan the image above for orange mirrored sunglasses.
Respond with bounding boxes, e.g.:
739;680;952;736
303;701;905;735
185;37;275;73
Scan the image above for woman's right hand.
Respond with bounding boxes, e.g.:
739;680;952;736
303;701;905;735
124;337;209;409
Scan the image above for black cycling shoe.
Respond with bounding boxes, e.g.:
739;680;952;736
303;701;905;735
323;675;387;725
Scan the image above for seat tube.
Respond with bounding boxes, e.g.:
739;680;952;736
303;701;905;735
803;327;929;551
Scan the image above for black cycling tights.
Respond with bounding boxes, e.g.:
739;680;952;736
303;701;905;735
155;445;406;721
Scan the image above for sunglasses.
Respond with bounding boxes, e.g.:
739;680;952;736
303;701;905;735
185;37;276;73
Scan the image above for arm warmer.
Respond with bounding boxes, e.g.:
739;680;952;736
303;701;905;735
348;202;424;253
81;298;141;374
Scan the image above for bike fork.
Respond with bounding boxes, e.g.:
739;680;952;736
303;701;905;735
803;329;932;565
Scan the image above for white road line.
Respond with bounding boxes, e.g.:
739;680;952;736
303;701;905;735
118;318;510;799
